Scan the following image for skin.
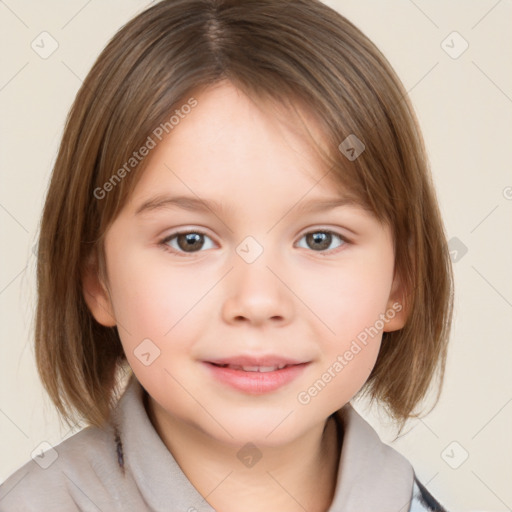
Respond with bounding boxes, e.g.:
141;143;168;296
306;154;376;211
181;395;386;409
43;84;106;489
83;80;407;512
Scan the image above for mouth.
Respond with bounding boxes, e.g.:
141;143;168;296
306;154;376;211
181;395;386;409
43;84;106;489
205;354;308;368
202;358;311;394
208;362;296;372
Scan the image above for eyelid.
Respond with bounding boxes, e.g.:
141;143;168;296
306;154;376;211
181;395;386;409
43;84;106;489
161;227;212;241
297;225;353;242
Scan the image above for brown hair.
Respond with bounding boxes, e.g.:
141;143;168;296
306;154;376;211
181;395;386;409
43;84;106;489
35;0;453;429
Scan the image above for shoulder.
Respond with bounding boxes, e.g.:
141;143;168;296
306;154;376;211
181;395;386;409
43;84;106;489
332;405;451;511
409;476;449;512
0;422;131;511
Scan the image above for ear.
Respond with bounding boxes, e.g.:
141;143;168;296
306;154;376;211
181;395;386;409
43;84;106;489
81;252;117;327
383;270;409;332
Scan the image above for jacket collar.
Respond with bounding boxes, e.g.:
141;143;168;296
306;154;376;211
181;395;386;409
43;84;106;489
329;405;414;511
115;374;413;511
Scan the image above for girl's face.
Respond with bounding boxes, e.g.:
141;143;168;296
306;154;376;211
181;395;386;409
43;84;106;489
84;81;406;447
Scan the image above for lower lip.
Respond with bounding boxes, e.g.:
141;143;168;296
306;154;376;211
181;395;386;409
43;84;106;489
203;362;310;394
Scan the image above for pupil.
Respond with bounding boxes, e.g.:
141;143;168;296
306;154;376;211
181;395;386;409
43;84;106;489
179;233;203;251
308;232;330;250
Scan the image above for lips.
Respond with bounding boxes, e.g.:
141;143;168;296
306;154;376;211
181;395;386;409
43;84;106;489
203;355;311;394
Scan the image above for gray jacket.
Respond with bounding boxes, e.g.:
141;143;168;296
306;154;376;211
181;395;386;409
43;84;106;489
0;376;447;511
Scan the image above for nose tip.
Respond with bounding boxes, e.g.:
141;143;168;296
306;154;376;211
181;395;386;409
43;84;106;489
222;249;293;326
228;290;286;325
232;308;285;325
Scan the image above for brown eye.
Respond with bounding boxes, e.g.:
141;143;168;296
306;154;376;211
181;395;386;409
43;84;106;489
161;231;214;255
176;233;205;252
297;230;347;253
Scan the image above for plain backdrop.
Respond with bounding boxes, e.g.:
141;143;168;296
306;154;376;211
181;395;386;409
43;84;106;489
1;1;511;510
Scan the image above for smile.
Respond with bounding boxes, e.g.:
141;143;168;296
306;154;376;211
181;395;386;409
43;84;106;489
203;362;310;394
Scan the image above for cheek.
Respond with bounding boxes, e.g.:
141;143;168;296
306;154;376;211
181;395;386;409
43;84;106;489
295;249;394;403
302;252;395;343
106;247;209;351
106;250;211;397
296;272;387;414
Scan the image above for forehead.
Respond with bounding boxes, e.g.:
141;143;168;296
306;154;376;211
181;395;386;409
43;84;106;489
124;81;353;212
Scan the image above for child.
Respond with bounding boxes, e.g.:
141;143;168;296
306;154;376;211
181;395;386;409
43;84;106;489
0;0;453;510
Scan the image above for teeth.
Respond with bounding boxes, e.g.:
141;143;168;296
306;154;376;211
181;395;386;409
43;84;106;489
242;365;265;372
221;364;288;372
251;366;277;372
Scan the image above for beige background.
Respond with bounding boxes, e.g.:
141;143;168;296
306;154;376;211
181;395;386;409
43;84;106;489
1;1;511;510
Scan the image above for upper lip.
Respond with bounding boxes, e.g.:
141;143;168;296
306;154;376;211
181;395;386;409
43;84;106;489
205;355;309;367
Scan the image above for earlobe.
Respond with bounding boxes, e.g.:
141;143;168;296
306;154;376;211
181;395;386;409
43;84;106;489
383;272;409;332
81;254;117;327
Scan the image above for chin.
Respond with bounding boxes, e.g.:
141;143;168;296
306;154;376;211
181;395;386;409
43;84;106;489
194;407;314;448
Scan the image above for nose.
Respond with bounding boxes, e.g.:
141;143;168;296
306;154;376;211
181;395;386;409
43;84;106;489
221;249;294;327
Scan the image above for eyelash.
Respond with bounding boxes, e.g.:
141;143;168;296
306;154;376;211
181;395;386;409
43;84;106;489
158;228;351;257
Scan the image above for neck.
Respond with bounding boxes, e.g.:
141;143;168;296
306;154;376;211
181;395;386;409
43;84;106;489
145;394;342;512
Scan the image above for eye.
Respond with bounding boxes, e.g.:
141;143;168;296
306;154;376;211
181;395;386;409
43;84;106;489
295;230;348;254
159;228;349;257
160;230;215;256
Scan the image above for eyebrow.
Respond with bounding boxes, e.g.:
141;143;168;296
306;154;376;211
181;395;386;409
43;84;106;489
134;194;358;217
